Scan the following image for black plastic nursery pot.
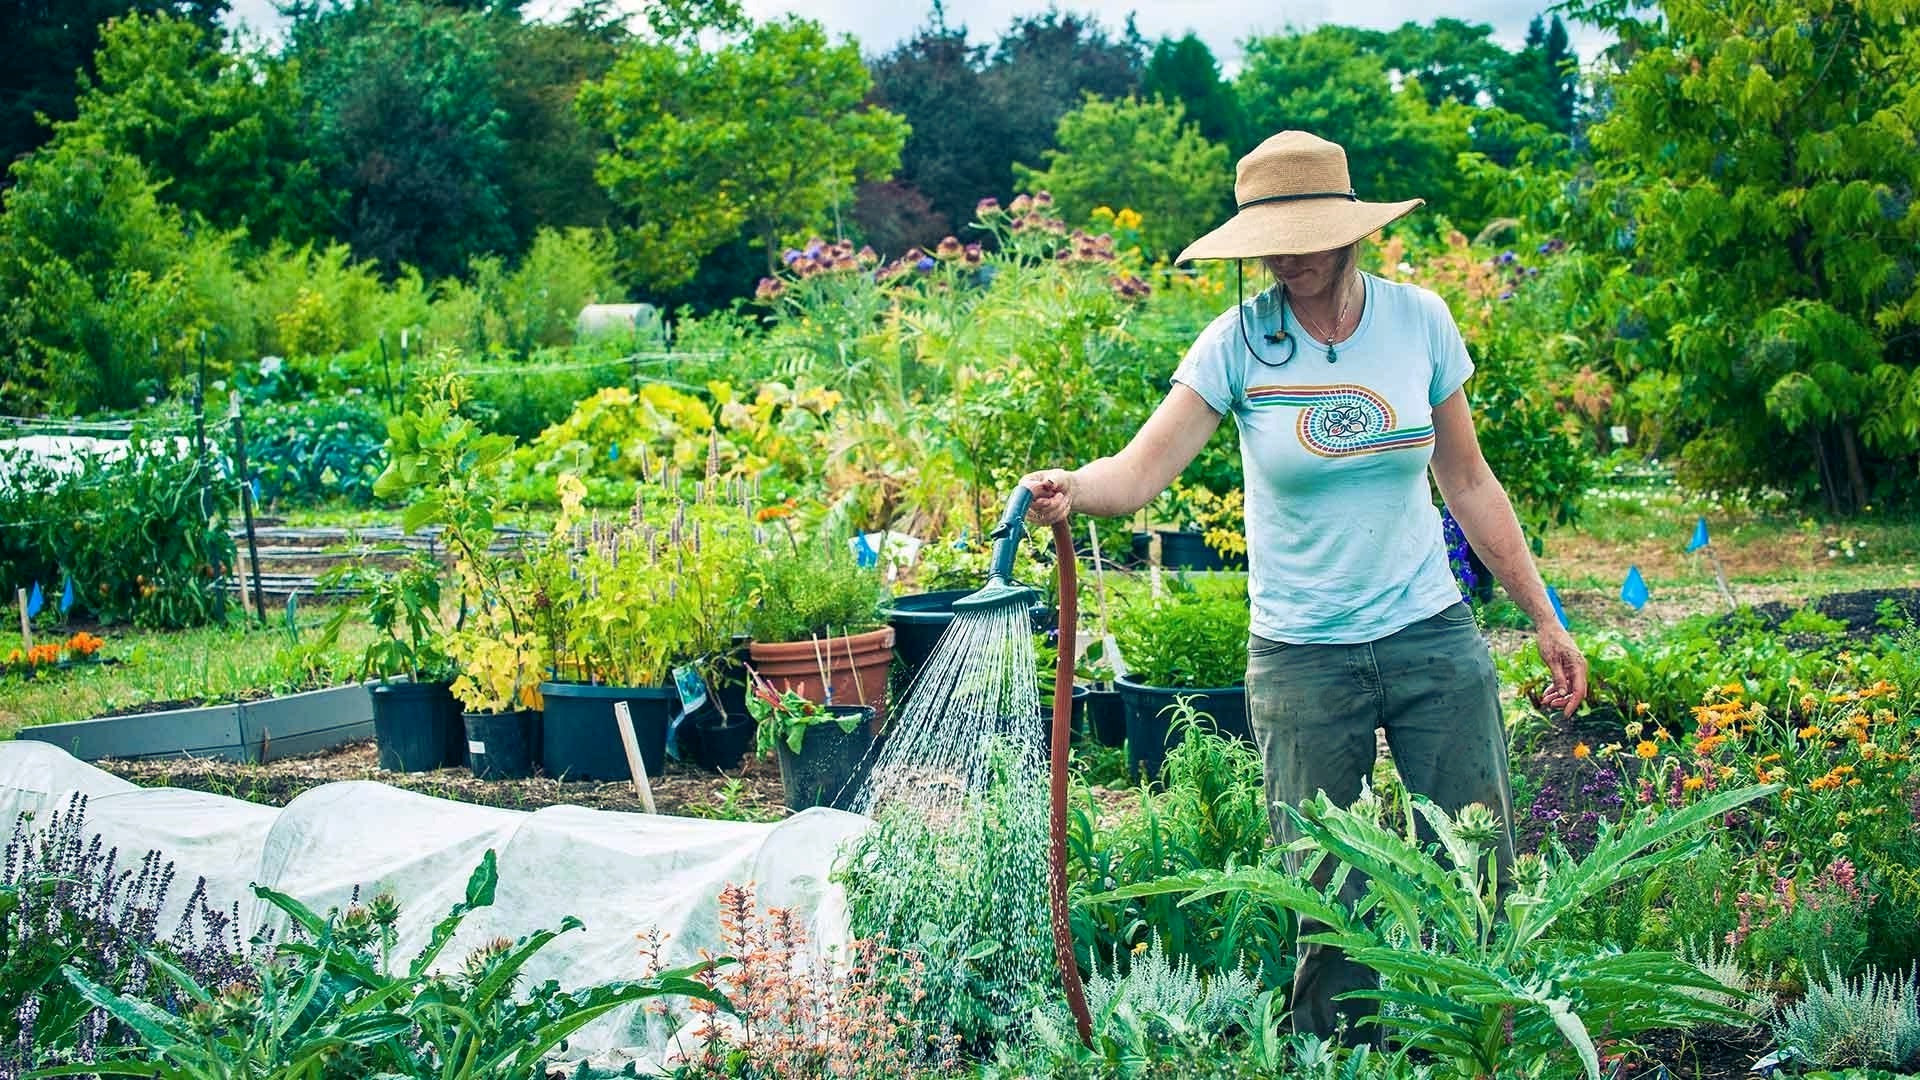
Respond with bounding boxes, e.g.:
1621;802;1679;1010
1153;529;1248;571
1115;675;1249;784
1084;686;1126;748
688;708;756;772
776;704;877;813
370;679;463;773
886;590;1055;693
539;681;673;781
1038;685;1091;763
463;709;540;781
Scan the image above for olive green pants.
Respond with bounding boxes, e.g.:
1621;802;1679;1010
1247;601;1514;1046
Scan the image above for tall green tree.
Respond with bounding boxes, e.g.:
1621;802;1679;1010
980;10;1142;200
578;15;909;288
1013;95;1229;258
286;0;514;278
0;138;235;413
1235;29;1474;225
1567;0;1920;509
865;7;993;238
490;4;627;248
0;0;226;175
52;11;333;249
1142;33;1246;153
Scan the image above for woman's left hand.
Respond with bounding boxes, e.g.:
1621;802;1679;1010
1536;625;1588;718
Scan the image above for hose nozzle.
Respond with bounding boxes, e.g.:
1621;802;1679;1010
952;486;1037;614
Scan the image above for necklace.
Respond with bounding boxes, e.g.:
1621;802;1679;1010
1294;273;1360;363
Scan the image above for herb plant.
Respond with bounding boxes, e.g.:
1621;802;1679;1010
746;680;864;755
1113;573;1250;688
742;537;885;644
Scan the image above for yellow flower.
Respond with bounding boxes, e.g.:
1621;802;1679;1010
1682;776;1706;792
1874;709;1897;725
1799;694;1818;712
1830;832;1850;849
1131;941;1149;955
1599;742;1622;758
1717;681;1744;697
1573;742;1591;760
1634;701;1650;716
1115;207;1143;230
1635;740;1659;760
1655;726;1672;743
1799;725;1822;740
1717;765;1736;780
1625;720;1645;739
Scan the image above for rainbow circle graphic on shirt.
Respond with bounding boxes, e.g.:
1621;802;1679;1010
1245;384;1435;458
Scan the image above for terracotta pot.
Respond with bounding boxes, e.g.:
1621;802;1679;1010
748;626;896;727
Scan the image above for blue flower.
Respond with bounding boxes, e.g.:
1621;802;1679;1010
782;249;802;264
916;256;936;272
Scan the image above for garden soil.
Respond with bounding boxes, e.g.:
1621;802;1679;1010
95;738;790;819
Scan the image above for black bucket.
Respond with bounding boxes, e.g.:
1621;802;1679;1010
539;682;675;781
1085;686;1125;748
887;589;1056;692
1155;529;1247;571
464;709;539;780
370;680;462;772
776;704;876;812
1115;676;1249;784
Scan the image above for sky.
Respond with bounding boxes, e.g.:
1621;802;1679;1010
223;0;1614;70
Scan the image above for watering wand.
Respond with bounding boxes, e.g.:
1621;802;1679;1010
952;486;1094;1045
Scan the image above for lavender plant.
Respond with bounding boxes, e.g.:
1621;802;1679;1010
0;796;250;1074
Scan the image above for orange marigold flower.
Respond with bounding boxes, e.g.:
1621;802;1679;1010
1693;734;1724;756
1716;681;1744;697
1860;680;1897;699
1573;742;1591;760
1799;725;1822;740
1655;726;1672;742
1635;701;1651;715
1635;740;1659;759
1683;776;1706;792
1799;694;1818;712
1759;753;1782;764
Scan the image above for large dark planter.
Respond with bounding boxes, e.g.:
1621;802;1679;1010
1154;529;1247;571
775;704;876;813
1039;685;1091;763
886;590;1056;694
1115;675;1249;784
749;628;895;727
539;682;674;781
1085;686;1125;748
370;680;462;773
464;709;539;780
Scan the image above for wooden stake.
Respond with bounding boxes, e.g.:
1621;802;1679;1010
1704;544;1737;612
613;700;657;814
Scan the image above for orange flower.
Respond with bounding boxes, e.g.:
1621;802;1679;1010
1693;734;1724;756
1716;681;1744;697
1635;740;1659;759
1683;776;1706;792
1859;680;1897;700
1799;725;1822;740
1573;742;1591;760
1635;701;1651;716
64;631;104;657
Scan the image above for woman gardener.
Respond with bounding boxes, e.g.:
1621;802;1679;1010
1021;130;1589;1044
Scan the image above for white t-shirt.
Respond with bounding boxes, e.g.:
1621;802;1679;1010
1171;272;1473;645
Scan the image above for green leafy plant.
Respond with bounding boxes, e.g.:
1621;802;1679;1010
1070;708;1291;987
321;550;450;683
1113;573;1250;688
1094;785;1777;1079
37;850;724;1079
741;536;885;644
745;679;864;755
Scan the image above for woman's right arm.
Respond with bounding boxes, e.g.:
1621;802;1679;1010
1022;384;1224;523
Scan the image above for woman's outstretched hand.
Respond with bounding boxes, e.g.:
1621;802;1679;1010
1535;624;1589;719
1020;470;1075;525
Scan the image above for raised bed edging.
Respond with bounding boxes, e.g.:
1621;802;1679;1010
17;683;374;764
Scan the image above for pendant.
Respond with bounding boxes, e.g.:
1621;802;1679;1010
1325;343;1338;363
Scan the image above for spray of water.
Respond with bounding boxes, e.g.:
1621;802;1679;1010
837;601;1057;1046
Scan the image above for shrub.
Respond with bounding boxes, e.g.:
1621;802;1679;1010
461;349;633;442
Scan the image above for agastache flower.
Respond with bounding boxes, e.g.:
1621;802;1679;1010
935;235;962;259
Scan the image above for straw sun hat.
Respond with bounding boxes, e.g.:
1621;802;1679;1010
1176;131;1425;263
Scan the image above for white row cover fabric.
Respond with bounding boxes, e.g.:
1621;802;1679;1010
0;741;869;1063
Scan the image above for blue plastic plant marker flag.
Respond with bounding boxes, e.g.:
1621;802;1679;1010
608;442;620;461
1620;565;1650;610
250;478;261;506
1546;584;1569;629
850;532;878;568
60;575;74;616
26;582;43;618
1687;516;1710;552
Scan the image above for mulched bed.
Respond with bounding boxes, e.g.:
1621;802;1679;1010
96;738;791;820
1617;1023;1772;1079
1742;586;1920;642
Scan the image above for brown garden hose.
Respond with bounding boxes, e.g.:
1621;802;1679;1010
1048;519;1093;1045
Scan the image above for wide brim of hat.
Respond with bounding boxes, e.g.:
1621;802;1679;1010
1176;197;1425;263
